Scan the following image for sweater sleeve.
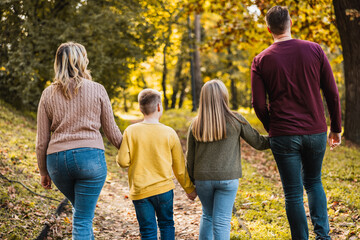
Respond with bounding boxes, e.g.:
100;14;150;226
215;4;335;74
172;131;195;193
251;58;270;132
238;114;270;150
319;46;342;133
116;129;130;168
100;85;123;149
186;125;195;183
36;91;51;176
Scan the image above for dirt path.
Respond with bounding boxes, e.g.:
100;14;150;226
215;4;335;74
94;176;202;239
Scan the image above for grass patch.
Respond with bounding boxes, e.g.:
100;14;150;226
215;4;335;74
160;108;360;239
231;156;291;240
322;143;360;239
1;104;359;239
160;109;196;139
0;100;129;239
0;100;66;239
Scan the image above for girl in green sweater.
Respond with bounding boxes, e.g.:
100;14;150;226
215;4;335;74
186;79;269;239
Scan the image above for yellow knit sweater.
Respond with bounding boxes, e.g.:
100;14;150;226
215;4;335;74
117;122;195;200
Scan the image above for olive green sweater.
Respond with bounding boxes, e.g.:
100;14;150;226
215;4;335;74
186;113;269;182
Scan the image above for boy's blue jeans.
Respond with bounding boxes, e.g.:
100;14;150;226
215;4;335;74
47;148;107;240
132;190;175;240
195;179;239;240
270;132;331;240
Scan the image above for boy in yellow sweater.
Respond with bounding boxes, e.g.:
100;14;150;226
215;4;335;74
117;89;196;239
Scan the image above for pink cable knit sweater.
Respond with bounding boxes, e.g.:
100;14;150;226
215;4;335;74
36;79;122;176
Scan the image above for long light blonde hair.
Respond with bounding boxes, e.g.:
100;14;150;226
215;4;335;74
53;42;92;99
192;79;245;142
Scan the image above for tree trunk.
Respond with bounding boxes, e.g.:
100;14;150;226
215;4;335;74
230;78;238;110
170;82;179;109
123;91;128;113
170;50;184;109
194;13;203;109
188;15;197;111
162;44;169;110
178;76;187;108
227;48;238;110
333;0;360;144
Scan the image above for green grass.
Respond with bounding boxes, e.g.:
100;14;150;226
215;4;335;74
233;109;360;239
0;100;126;239
161;108;360;239
1;103;359;239
0;100;65;239
322;144;360;239
231;160;290;240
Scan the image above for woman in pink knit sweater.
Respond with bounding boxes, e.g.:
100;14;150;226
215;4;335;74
36;42;122;239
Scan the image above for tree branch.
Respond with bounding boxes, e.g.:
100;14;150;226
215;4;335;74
233;205;252;238
0;172;61;202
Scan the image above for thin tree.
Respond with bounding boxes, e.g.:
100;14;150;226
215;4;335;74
193;13;203;109
188;15;197;111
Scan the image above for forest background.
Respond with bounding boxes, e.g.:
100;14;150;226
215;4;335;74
0;0;360;239
1;0;359;144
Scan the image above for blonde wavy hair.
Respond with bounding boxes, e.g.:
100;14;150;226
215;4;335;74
192;79;245;142
53;42;92;99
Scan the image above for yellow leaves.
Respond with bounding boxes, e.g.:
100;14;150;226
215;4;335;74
238;65;248;74
63;216;71;224
0;66;6;71
345;9;360;21
331;54;344;65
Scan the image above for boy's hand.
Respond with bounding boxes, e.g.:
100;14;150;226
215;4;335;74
328;131;341;150
186;189;197;201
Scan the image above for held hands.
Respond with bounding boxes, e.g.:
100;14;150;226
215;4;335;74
328;131;341;150
41;174;52;189
186;189;197;201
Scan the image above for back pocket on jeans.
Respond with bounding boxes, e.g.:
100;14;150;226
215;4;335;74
270;136;301;154
72;148;104;173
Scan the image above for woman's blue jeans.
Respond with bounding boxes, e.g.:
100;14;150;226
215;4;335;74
47;148;107;240
270;132;331;240
195;179;239;240
132;190;175;240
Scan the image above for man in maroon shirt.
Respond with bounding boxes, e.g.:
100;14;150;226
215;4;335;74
251;6;342;240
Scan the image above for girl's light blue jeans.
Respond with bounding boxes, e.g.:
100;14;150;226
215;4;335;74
195;179;239;240
47;147;107;240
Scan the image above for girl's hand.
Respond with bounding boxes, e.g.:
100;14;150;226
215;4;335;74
41;174;52;189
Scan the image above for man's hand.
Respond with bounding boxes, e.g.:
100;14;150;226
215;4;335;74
186;189;197;201
328;131;341;150
41;174;52;189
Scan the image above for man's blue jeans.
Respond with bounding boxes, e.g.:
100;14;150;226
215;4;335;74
270;132;331;240
132;190;175;240
195;179;239;240
47;148;107;240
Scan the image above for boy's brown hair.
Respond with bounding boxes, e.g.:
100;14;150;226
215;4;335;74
138;89;162;115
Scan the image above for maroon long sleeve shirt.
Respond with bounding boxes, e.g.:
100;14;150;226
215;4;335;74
251;39;341;137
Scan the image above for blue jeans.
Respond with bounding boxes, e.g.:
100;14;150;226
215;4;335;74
132;190;175;240
47;148;107;240
270;132;331;240
195;179;239;240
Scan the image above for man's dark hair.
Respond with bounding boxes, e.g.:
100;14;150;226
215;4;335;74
265;6;291;35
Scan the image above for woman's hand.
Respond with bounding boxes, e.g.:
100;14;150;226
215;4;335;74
41;174;52;189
